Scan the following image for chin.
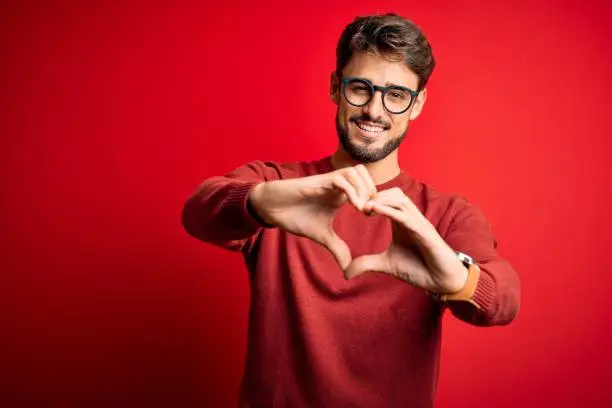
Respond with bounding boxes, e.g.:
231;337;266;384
335;114;408;163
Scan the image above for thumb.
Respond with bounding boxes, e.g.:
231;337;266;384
345;253;390;280
319;230;352;271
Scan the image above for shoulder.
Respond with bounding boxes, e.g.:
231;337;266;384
405;176;462;211
409;177;490;232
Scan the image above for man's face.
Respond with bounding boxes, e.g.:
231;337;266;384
331;52;427;163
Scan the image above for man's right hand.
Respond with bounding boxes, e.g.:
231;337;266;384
248;165;377;270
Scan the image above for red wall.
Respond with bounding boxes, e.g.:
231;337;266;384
3;1;612;407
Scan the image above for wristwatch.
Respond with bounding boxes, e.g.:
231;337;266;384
429;251;481;309
457;251;475;269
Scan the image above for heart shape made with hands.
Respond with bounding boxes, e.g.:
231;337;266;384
325;185;439;290
251;164;464;293
306;179;467;294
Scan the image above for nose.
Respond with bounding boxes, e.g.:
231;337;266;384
362;89;386;119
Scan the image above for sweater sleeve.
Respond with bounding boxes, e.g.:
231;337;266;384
181;160;284;254
441;198;521;327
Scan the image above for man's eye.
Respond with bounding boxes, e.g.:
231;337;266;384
389;91;406;100
352;86;370;92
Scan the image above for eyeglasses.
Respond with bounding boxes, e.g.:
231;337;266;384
341;76;419;114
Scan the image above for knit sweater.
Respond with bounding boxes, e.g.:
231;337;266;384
181;156;520;408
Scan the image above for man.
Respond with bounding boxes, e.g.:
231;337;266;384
182;13;520;408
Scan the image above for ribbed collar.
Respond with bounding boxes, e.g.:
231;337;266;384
314;155;417;193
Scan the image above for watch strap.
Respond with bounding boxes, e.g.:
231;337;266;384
435;263;482;309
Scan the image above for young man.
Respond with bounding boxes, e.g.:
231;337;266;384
182;13;520;408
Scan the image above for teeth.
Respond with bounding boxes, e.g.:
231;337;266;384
356;121;385;132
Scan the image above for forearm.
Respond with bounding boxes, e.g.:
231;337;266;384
414;230;469;294
182;178;262;249
443;257;520;326
406;239;520;326
435;198;521;326
182;160;281;252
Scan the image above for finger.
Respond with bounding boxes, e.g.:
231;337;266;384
370;202;408;225
354;164;377;198
374;187;419;212
369;193;410;213
370;189;421;217
345;253;390;279
343;167;369;210
354;165;378;214
331;175;363;210
319;229;352;270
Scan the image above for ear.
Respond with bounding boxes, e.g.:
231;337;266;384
409;88;427;120
330;72;340;105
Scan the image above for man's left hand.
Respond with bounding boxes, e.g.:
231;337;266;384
345;187;469;294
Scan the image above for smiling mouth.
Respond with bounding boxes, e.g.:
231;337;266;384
353;120;389;139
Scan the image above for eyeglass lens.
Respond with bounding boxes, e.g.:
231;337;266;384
344;79;412;113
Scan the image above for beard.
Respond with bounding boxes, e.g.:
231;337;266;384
335;112;409;163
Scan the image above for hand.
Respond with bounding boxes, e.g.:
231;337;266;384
249;165;377;270
346;188;469;294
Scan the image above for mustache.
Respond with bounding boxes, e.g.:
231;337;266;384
349;115;391;129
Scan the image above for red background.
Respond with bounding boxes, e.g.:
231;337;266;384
3;0;612;407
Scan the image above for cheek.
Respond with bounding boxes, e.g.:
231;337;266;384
337;102;352;124
392;116;410;130
340;103;363;122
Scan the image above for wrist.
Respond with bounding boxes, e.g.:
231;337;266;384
430;264;482;309
247;183;275;227
416;233;469;293
435;261;469;294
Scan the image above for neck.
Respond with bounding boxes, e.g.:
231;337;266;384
331;148;401;185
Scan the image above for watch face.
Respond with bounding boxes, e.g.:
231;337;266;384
456;251;475;266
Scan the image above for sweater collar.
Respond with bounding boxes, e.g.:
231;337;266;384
315;155;416;193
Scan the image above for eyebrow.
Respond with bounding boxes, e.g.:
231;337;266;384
384;81;402;87
359;77;409;88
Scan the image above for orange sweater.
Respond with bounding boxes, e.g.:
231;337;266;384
182;156;520;408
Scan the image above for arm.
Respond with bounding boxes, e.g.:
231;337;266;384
345;187;520;326
181;160;282;253
440;198;521;327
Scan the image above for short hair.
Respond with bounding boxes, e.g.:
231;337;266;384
335;13;436;90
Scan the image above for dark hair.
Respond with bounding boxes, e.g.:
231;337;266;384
335;13;436;90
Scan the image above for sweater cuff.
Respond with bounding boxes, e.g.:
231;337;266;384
436;264;495;311
226;182;274;230
471;267;496;312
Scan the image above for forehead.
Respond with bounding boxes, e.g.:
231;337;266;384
342;52;419;89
